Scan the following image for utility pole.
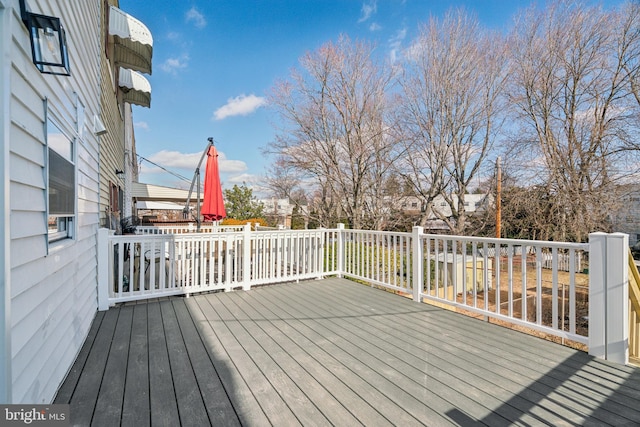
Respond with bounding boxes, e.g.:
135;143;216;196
496;156;502;239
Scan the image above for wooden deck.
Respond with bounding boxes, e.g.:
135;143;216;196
55;278;640;426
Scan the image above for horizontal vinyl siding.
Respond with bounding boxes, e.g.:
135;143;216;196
99;46;125;228
9;181;46;213
12;253;95;402
8;0;101;403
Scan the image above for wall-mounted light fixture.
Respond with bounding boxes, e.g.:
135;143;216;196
20;0;71;76
115;169;125;179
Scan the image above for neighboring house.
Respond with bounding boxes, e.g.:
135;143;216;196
131;182;191;204
131;182;192;222
425;193;492;232
611;184;640;247
99;1;152;230
260;198;294;228
0;0;151;404
400;194;491;216
428;193;491;217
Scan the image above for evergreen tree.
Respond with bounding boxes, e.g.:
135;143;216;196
224;184;264;220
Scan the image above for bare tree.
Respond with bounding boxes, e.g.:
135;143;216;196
268;36;399;229
397;9;507;234
507;0;640;242
263;157;303;200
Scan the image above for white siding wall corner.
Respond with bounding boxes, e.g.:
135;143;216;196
0;1;14;404
5;0;101;403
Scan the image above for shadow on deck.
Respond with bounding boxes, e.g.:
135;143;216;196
55;278;640;426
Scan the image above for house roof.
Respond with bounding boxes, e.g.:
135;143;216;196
132;182;191;203
136;201;187;210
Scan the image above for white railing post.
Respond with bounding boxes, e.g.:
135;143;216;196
589;232;629;364
337;224;345;278
412;226;424;302
97;228;110;311
242;223;252;290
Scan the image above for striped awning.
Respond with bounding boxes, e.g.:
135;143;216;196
109;6;153;74
118;67;151;108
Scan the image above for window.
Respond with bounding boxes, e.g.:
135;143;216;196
109;182;120;213
47;118;75;242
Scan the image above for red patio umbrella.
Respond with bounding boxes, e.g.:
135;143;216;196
201;145;226;221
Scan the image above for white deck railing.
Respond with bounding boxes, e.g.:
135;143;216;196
97;225;631;364
136;224;245;234
337;227;591;343
99;225;333;305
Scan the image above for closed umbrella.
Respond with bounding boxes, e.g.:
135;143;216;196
201;145;226;222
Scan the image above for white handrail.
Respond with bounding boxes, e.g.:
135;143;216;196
98;225;630;363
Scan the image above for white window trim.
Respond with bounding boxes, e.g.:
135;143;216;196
45;99;78;249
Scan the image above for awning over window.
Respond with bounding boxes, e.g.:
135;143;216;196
118;67;151;108
109;6;153;74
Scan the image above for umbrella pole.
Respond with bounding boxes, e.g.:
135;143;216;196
196;170;201;232
183;138;214;229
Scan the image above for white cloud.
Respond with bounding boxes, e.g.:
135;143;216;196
217;151;249;173
226;173;261;184
185;7;207;29
358;1;377;23
160;54;189;74
143;149;248;176
389;26;407;63
134;121;149;130
369;22;382;32
144;151;202;174
213;94;267;120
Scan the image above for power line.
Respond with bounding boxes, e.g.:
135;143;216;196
137;154;192;183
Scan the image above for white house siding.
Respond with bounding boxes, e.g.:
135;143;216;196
611;185;640;247
1;0;13;404
3;0;101;403
98;19;125;229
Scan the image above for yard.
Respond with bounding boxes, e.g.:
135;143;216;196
440;254;590;349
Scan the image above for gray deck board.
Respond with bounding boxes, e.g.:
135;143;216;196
54;310;105;404
276;283;529;425
187;297;272;426
232;290;394;427
321;283;601;425
171;299;241;426
232;290;418;425
147;300;180;427
212;293;333;426
335;281;639;425
121;304;150;427
369;288;640;424
255;283;466;426
64;309;118;426
159;300;211;426
55;277;640;426
223;291;370;427
195;293;304;426
92;306;133;426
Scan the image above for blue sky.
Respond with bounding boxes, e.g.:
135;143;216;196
119;0;624;195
